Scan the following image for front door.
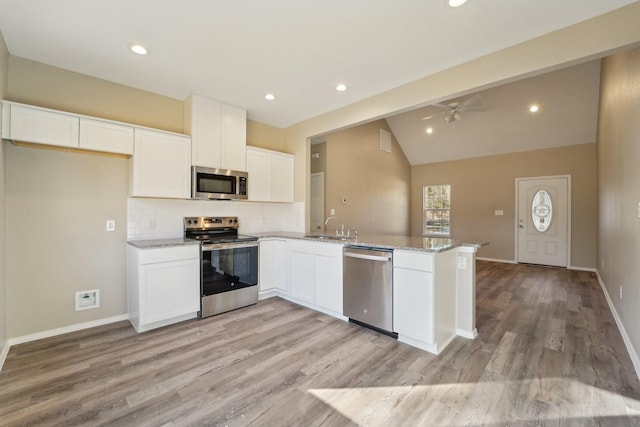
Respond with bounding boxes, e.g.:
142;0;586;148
516;176;570;267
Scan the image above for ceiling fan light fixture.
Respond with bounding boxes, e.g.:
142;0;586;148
129;44;148;55
448;0;468;7
453;111;461;120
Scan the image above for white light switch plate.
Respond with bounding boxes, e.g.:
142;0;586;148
106;219;116;232
457;256;467;269
495;210;504;216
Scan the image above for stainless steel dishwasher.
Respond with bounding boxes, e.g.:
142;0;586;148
343;246;396;336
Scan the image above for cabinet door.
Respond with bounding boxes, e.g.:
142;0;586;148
140;258;200;324
220;104;247;171
131;129;191;198
186;95;222;168
271;153;294;203
259;239;287;292
246;147;272;202
79;118;134;155
314;254;342;314
289;250;315;304
9;104;79;148
393;267;434;343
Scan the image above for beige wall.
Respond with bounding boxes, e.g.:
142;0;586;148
6;144;129;338
322;120;411;235
0;31;9;348
598;48;640;362
411;144;597;268
7;56;184;133
247;120;286;152
310;141;326;175
4;57;185;338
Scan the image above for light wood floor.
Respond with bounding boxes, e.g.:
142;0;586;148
1;261;640;426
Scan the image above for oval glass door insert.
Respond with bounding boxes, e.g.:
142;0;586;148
532;189;553;232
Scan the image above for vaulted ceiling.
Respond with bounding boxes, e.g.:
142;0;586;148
385;60;602;165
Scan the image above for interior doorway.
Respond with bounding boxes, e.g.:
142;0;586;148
516;175;571;267
310;172;325;232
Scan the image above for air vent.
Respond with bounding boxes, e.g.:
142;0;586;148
380;129;392;153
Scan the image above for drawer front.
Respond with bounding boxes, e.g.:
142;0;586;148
137;245;199;264
393;250;434;272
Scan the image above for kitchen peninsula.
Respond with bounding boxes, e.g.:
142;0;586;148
256;232;485;354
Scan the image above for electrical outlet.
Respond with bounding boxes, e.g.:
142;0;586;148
457;256;467;270
75;289;100;311
106;219;116;232
494;210;504;216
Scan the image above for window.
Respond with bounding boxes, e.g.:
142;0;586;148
423;185;451;236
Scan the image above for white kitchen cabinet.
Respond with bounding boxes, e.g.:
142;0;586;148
393;250;456;354
393;265;434;344
314;252;343;314
79;117;134;155
130;128;191;199
184;95;247;171
259;238;288;297
286;239;343;317
3;102;79;148
289;250;316;304
246;146;294;203
2;101;137;156
220;103;247;171
127;244;200;333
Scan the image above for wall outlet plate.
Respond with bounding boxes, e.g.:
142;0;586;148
457;256;467;269
106;219;116;232
75;289;100;311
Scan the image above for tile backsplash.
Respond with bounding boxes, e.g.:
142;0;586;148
128;198;304;240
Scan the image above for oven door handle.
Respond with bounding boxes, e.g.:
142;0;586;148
202;242;259;251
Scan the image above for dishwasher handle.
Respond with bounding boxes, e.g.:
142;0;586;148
344;251;392;262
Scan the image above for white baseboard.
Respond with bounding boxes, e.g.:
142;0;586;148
568;265;597;272
456;328;478;339
596;271;640;380
0;340;10;374
476;257;517;264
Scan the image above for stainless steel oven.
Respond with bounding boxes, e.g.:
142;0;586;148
184;216;258;317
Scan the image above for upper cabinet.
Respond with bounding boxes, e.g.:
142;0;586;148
130;129;191;199
79;118;134;155
1;101;134;155
184;95;247;171
246;146;294;203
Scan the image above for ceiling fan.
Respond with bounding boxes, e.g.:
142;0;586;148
422;95;486;123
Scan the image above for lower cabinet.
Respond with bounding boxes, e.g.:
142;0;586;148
286;239;344;318
393;249;456;354
258;238;288;296
127;244;200;332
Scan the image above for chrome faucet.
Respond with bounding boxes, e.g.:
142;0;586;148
324;215;345;237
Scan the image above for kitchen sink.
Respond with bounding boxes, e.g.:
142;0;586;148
304;234;353;241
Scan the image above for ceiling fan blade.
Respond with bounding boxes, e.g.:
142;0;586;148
431;102;452;110
422;112;444;120
462;106;487;112
460;95;482;109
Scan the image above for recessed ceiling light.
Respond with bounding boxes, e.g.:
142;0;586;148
336;84;348;92
264;93;276;101
448;0;467;7
426;127;434;134
529;104;539;113
130;44;148;55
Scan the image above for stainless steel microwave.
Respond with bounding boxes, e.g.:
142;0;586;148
191;166;248;200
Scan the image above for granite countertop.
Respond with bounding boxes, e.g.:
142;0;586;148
127;237;200;249
252;232;487;253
